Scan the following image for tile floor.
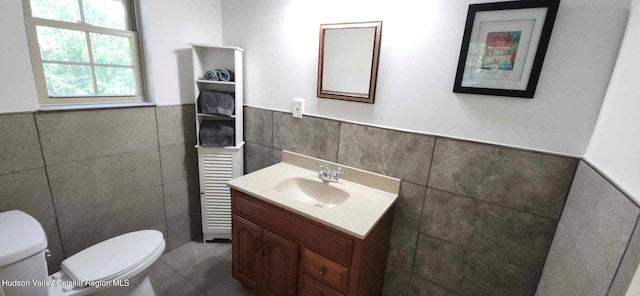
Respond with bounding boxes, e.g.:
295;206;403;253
148;239;253;296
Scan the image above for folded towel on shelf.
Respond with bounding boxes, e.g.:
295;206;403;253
204;70;218;81
202;69;234;82
199;121;235;147
197;90;235;116
215;69;235;82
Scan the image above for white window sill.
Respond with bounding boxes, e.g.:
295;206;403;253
39;101;157;112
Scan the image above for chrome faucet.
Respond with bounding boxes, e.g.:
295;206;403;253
318;164;344;183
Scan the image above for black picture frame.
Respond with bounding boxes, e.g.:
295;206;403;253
453;0;560;98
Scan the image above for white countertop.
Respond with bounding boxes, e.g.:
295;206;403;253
227;151;400;239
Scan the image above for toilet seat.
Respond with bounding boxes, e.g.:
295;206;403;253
61;230;164;284
47;230;165;296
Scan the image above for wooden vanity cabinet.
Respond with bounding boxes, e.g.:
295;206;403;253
231;188;394;296
232;215;299;296
232;215;262;293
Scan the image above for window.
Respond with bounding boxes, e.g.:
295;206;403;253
23;0;145;105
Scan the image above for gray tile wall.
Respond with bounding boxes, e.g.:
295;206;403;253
0;104;201;274
156;104;201;251
243;106;579;296
537;161;640;296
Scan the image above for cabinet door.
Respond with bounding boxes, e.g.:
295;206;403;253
262;229;299;296
232;215;262;294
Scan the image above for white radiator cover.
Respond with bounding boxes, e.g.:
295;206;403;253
197;145;244;241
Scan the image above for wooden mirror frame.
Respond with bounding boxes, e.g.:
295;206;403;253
317;21;382;104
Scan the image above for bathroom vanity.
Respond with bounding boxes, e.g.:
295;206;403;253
227;151;400;296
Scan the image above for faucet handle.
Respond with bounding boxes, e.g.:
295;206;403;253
335;167;344;175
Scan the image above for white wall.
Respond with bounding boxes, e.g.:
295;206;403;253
0;0;222;113
586;0;640;205
0;0;39;113
222;0;629;156
138;0;223;105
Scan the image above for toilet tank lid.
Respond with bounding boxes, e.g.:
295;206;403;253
62;230;164;283
0;210;48;267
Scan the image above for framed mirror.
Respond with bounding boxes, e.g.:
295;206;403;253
317;21;382;104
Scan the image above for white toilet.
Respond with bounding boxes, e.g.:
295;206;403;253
0;210;165;296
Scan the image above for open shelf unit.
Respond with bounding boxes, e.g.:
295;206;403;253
192;44;245;241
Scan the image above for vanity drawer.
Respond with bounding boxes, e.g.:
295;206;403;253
299;274;344;296
232;189;354;266
301;248;349;293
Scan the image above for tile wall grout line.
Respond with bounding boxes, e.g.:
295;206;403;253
153;107;169;247
32;107;161;167
32;113;68;261
553;160;580;224
582;159;640;209
422;233;545;292
249;106;575;220
425;186;560;221
0;166;48;177
44;144;161;168
422;228;542;273
410;272;463;296
409;234;465;295
163;240;230;292
606;213;640;294
270;108;276;164
405;136;438;296
271;108;274;154
243;104;581;159
246;106;599;294
336;119;341;163
560;223;599;292
532;160;580;295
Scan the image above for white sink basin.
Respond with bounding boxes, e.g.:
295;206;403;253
275;177;350;208
227;151;400;238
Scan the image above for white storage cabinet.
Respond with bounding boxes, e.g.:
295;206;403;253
191;44;244;241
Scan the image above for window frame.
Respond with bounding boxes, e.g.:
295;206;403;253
22;0;146;106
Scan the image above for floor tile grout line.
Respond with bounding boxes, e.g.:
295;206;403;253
160;241;230;293
32;112;68;261
158;256;207;294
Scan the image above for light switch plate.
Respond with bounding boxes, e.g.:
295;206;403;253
293;98;304;118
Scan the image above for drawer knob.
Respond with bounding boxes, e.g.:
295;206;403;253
319;267;326;276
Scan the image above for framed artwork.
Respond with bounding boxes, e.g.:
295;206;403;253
453;0;560;98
